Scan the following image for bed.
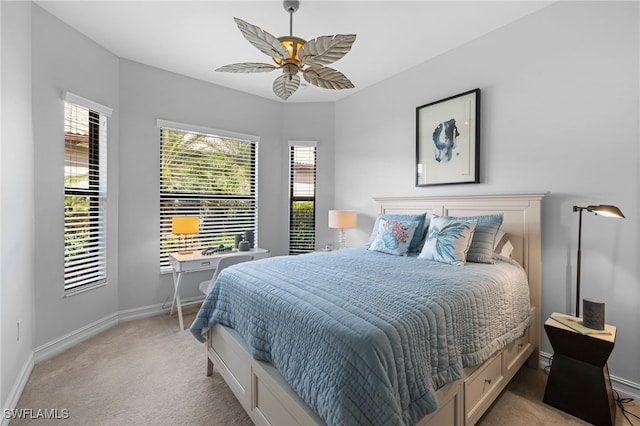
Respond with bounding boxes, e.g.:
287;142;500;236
190;193;544;426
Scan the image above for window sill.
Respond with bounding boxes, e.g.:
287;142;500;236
64;282;106;298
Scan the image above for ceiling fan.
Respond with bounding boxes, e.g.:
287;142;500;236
216;0;356;100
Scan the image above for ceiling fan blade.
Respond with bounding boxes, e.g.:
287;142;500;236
216;63;277;73
302;66;354;90
234;18;288;61
299;34;356;66
273;74;300;100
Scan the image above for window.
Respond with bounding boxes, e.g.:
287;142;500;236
64;93;111;292
159;120;258;270
289;141;317;254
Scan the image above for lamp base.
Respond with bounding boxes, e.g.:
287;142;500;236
338;229;346;249
583;299;605;330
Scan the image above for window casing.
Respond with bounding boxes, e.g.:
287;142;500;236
289;142;317;254
64;95;109;292
159;121;258;270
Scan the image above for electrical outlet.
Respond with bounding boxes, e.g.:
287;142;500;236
17;320;22;341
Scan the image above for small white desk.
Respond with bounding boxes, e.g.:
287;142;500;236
169;248;270;330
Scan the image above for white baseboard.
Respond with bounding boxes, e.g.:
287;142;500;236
118;302;168;323
540;351;640;400
1;352;34;426
612;375;640;401
118;295;204;323
33;295;205;363
33;313;118;364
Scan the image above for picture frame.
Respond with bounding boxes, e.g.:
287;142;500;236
416;89;480;186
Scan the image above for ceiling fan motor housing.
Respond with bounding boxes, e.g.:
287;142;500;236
274;36;306;68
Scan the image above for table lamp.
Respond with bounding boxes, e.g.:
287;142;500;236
172;216;200;254
573;204;625;327
328;210;357;249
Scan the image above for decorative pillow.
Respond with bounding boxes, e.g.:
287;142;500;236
441;213;503;264
418;216;477;265
368;219;420;256
493;230;514;258
366;213;427;254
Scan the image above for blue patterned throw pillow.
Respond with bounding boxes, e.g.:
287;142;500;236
418;216;477;265
368;219;420;256
366;213;427;254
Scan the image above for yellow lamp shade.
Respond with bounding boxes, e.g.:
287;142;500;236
171;216;199;235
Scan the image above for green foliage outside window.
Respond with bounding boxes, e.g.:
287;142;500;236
159;127;257;269
291;201;315;253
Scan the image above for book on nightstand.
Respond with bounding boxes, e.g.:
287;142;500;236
550;313;612;335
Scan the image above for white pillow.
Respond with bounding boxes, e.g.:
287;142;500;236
493;230;514;258
418;216;477;265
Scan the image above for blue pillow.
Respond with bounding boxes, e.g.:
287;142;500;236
368;219;420;256
418;216;477;265
367;213;427;254
443;213;503;264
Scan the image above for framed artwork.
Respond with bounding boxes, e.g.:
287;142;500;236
416;89;480;186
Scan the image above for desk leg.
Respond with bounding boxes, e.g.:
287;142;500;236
170;270;178;315
171;270;185;331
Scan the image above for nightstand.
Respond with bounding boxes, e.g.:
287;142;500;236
543;312;617;426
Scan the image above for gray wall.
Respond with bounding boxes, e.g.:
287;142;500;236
334;1;639;387
31;5;120;347
117;64;337;308
282;103;336;250
1;1;36;407
117;59;286;308
27;5;339;338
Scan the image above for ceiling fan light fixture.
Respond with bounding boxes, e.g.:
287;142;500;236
273;36;306;66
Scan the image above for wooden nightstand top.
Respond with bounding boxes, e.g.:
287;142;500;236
546;312;616;343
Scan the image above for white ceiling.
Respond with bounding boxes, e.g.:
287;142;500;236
36;1;553;103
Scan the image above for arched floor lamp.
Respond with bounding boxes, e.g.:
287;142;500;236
573;204;625;322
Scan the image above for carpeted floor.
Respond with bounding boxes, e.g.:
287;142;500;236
11;312;639;425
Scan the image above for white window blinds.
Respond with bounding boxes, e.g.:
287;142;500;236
64;99;108;292
289;142;317;254
159;122;258;270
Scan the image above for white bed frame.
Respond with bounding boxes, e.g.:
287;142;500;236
205;193;544;426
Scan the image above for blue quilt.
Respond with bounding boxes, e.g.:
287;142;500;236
191;248;531;426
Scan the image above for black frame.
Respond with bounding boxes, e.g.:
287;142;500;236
289;145;317;255
416;89;480;186
158;128;257;270
64;110;105;291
